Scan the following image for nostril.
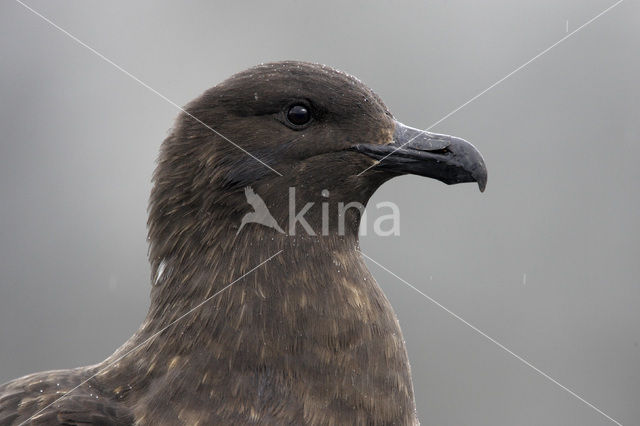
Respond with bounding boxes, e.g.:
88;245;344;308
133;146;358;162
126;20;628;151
427;147;451;155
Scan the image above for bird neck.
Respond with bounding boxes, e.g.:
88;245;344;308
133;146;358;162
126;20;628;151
100;226;416;423
144;228;364;330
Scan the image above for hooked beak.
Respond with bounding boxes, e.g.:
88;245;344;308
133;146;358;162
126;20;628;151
353;121;488;192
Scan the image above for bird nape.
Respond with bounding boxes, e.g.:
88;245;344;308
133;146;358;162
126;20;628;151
0;61;487;425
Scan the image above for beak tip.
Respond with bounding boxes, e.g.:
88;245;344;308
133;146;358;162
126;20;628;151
475;170;487;193
472;153;488;193
478;178;487;193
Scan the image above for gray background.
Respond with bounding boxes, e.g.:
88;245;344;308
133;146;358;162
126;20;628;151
0;1;638;425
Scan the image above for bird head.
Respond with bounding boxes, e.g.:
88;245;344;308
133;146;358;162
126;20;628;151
149;61;487;248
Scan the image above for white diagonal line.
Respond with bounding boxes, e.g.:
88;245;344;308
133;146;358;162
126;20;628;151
357;0;625;176
19;250;283;426
424;0;623;131
359;250;623;426
14;0;283;177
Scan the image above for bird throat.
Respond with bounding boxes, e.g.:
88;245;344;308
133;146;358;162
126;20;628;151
96;217;417;423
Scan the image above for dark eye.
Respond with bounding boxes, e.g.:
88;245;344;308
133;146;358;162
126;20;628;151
286;104;311;126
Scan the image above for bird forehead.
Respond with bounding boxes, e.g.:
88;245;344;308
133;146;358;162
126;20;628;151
221;61;382;107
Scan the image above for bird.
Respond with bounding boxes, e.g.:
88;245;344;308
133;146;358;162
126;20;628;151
237;186;285;235
0;61;486;425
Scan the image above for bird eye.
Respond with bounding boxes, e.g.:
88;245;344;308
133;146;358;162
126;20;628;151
285;104;311;127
